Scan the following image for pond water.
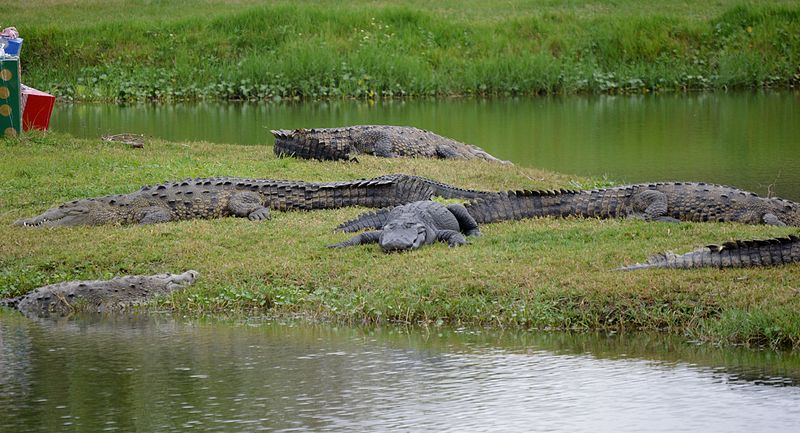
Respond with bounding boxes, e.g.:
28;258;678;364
2;312;800;432
51;91;800;201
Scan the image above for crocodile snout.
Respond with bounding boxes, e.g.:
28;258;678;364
379;228;426;252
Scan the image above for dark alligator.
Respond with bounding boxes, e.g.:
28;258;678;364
14;174;497;227
616;235;800;270
0;271;198;317
463;182;800;227
271;125;509;164
329;200;481;252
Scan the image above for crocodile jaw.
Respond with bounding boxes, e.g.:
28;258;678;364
168;270;199;286
14;207;83;227
14;201;119;227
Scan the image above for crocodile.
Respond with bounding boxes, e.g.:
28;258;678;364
0;271;199;317
14;174;497;227
329;200;481;252
462;182;800;227
616;235;800;270
271;125;510;164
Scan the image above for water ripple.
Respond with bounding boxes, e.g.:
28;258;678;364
1;313;800;432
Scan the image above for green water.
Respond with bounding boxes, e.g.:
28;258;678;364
52;92;800;200
2;312;800;432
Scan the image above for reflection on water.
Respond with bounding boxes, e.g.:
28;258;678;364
51;92;800;201
2;311;800;432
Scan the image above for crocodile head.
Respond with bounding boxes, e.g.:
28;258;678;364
158;270;200;290
378;219;432;252
14;199;123;227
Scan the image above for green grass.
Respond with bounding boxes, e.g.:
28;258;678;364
6;1;800;101
1;131;799;350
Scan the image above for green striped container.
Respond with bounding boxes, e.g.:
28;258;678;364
0;58;22;137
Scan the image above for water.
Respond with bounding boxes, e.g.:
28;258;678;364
2;311;800;432
51;92;800;200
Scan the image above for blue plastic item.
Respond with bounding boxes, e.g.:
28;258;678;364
4;38;22;56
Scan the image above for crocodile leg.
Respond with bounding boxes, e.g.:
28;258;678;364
247;208;271;221
371;135;398;157
328;231;382;248
436;145;464;159
629;190;680;222
436;230;467;247
228;191;271;221
446;204;481;236
135;206;173;224
335;208;392;232
763;213;788;226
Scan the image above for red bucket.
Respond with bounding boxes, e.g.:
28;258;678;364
21;84;55;131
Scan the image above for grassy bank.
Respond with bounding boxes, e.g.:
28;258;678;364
1;132;799;349
6;0;800;102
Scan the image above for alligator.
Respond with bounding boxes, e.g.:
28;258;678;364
462;182;800;227
271;125;510;164
329;200;481;252
616;235;800;270
14;174;498;227
0;271;199;317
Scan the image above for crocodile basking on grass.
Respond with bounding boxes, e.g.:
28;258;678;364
271;125;509;164
14;174;496;227
463;182;800;226
0;271;199;317
330;200;481;252
332;182;800;252
616;235;800;270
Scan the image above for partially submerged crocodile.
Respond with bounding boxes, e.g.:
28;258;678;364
271;125;509;164
0;271;198;317
14;174;496;227
329;200;481;252
616;235;800;270
463;182;800;227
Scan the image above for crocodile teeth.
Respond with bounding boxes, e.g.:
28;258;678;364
23;220;47;227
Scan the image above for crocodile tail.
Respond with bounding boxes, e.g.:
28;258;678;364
414;176;500;200
614;251;681;271
259;175;399;211
272;129;354;161
616;235;800;271
307;176;400;210
311;174;443;209
464;189;578;224
368;174;486;206
336;207;393;232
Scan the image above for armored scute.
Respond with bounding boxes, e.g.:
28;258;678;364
617;236;800;270
14;174;498;227
272;125;509;164
464;182;800;227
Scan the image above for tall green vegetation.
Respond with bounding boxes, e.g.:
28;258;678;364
8;1;800;101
